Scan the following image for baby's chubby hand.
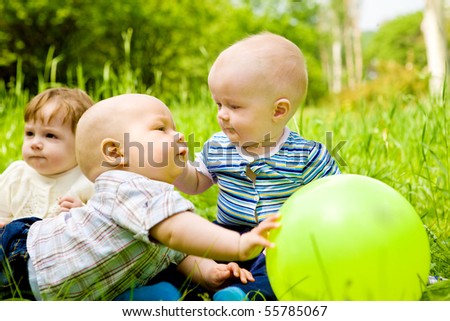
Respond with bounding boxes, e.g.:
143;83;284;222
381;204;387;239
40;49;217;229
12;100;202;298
238;214;280;261
203;262;254;291
58;196;84;213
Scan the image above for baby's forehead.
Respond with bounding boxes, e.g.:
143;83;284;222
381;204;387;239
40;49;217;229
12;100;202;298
26;104;70;127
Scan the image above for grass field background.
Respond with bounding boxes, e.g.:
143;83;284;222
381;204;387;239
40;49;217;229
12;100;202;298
0;63;449;300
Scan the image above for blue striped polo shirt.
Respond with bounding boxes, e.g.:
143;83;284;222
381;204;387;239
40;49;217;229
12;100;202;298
197;128;341;227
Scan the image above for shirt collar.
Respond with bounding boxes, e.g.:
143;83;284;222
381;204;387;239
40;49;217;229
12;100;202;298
235;127;291;162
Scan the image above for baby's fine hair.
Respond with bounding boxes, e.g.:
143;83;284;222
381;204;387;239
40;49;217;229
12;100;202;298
24;87;94;133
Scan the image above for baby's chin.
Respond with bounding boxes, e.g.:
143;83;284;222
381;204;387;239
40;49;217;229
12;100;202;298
29;162;77;177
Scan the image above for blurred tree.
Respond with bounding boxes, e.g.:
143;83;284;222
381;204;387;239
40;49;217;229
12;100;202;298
0;0;80;88
0;0;324;100
331;2;343;93
422;0;448;97
343;0;362;89
318;0;362;94
327;0;344;93
0;0;241;95
363;12;426;71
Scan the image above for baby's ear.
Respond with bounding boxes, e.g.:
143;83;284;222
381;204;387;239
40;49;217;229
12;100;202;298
101;138;126;168
273;98;291;121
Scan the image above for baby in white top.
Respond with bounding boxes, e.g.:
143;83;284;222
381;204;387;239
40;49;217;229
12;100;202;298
0;87;95;226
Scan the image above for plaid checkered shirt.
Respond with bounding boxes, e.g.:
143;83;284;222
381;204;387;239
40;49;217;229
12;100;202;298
27;170;194;300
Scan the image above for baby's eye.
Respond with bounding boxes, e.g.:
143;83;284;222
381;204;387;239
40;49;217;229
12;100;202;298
46;133;57;139
230;105;241;110
25;131;34;137
216;103;222;109
157;127;165;131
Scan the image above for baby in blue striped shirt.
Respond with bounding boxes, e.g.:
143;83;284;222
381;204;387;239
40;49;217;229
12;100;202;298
174;32;340;300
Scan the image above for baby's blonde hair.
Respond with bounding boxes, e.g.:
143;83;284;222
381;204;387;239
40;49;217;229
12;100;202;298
25;87;94;133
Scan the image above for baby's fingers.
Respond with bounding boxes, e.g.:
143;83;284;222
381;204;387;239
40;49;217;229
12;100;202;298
59;201;72;212
227;263;254;284
238;268;254;284
254;214;281;234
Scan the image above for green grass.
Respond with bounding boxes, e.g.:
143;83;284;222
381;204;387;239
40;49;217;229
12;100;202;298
0;60;449;300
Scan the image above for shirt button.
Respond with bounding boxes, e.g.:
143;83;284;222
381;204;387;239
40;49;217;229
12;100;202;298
254;196;259;201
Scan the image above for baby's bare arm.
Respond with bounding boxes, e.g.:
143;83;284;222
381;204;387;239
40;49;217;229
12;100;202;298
173;162;213;194
149;212;280;262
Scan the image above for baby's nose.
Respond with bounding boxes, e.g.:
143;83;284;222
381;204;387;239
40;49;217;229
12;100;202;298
217;108;229;121
30;138;43;150
176;132;185;142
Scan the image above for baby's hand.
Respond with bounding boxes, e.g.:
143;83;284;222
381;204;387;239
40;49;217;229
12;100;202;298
204;262;254;291
238;214;280;261
58;196;83;213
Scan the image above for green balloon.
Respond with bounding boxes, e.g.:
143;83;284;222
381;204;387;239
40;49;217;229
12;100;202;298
266;174;430;300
